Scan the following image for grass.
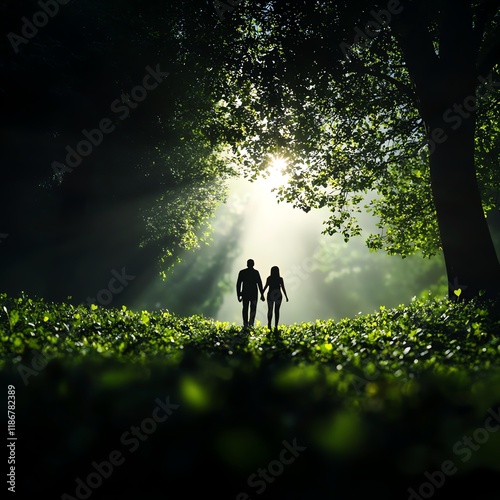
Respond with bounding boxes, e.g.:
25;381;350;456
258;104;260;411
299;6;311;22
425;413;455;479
1;292;500;499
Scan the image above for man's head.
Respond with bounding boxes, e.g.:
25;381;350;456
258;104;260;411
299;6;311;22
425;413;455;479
247;259;254;268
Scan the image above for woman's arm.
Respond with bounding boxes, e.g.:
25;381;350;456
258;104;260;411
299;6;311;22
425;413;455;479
261;278;269;300
281;278;289;301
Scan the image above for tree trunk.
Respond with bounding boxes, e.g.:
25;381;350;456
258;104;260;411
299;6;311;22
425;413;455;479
394;0;500;302
427;105;500;301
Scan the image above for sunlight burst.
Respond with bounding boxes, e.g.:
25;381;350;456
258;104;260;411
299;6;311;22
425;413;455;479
264;154;289;188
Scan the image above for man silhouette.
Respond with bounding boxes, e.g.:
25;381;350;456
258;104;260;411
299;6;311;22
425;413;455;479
236;258;264;328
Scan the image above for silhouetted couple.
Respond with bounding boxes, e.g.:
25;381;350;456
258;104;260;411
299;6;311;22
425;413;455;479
236;259;289;330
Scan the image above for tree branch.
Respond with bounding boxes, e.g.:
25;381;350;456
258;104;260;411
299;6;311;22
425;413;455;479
351;62;416;103
474;0;500;76
390;0;440;92
477;28;500;77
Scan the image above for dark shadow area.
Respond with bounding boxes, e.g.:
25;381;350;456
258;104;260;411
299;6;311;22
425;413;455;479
2;353;499;499
0;0;232;307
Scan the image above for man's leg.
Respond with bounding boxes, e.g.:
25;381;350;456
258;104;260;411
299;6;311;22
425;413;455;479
249;297;258;326
242;298;250;327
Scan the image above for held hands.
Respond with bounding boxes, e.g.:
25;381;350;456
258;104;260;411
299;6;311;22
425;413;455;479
238;295;242;302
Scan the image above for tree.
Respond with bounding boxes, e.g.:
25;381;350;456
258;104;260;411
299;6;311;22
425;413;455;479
0;0;234;304
2;0;498;305
198;0;500;301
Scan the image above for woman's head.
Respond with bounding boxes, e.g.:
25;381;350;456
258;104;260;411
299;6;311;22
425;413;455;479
270;266;280;277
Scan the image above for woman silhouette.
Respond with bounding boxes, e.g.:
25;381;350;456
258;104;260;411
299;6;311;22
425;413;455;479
261;266;289;330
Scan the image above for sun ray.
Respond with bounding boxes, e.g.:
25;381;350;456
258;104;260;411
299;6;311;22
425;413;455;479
264;154;289;188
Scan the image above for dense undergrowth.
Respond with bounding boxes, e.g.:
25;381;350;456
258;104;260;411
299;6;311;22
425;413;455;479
1;292;500;499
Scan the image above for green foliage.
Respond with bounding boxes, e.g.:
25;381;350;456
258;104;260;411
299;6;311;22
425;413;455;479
138;143;234;278
310;231;448;317
1;292;499;385
192;0;500;258
2;292;500;497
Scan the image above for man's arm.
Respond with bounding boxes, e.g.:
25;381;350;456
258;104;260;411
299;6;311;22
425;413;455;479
236;271;242;298
257;272;264;295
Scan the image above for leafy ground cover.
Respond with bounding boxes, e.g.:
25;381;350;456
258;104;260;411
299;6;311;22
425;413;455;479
1;292;500;499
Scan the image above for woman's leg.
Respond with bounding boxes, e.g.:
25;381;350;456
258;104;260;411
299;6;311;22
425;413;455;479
267;298;273;329
274;299;282;328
